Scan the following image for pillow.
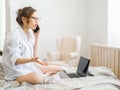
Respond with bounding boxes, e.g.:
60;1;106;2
0;56;5;80
0;62;5;80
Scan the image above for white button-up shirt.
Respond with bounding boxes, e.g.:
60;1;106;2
2;27;39;81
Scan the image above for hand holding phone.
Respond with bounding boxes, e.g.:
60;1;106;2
33;25;40;33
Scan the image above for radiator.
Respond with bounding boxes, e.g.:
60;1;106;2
90;44;120;79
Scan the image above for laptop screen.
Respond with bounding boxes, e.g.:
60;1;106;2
77;56;90;76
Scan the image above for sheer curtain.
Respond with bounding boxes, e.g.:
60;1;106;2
0;0;5;51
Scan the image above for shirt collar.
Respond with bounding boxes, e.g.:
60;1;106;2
18;27;32;41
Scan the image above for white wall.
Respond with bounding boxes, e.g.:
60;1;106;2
87;0;108;56
7;0;88;59
5;0;108;59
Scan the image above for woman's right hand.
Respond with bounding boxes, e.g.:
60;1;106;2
33;25;40;38
31;57;48;66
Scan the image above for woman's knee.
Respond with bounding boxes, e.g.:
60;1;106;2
16;72;43;84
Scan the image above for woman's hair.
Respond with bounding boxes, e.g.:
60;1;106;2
16;6;36;26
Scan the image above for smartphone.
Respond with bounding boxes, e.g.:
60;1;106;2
33;25;40;33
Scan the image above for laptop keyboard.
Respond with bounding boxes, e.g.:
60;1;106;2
59;71;70;79
59;71;80;79
67;73;80;78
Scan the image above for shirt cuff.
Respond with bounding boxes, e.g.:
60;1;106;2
10;54;21;66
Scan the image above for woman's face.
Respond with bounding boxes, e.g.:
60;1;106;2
28;11;39;30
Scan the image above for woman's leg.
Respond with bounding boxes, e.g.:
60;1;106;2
36;64;62;74
16;72;43;85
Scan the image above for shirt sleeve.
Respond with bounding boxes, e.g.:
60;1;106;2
5;36;21;66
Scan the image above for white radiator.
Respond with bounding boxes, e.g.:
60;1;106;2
90;44;120;79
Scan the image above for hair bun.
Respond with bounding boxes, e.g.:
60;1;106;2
17;9;22;16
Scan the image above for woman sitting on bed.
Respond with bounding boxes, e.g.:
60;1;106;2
2;6;62;85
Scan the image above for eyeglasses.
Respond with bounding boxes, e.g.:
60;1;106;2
30;17;41;21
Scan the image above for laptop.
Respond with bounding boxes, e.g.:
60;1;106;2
59;56;92;79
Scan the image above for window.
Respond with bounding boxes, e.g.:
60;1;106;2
108;0;120;47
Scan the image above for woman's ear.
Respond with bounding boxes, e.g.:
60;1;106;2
22;17;27;24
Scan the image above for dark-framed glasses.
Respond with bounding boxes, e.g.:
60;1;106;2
30;17;41;21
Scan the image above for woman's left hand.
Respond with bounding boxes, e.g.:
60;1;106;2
31;57;48;66
45;71;56;76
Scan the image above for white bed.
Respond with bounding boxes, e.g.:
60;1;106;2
0;61;120;90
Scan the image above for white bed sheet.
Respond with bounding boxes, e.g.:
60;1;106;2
0;61;120;90
0;75;120;90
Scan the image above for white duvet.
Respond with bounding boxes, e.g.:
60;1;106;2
0;63;120;90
